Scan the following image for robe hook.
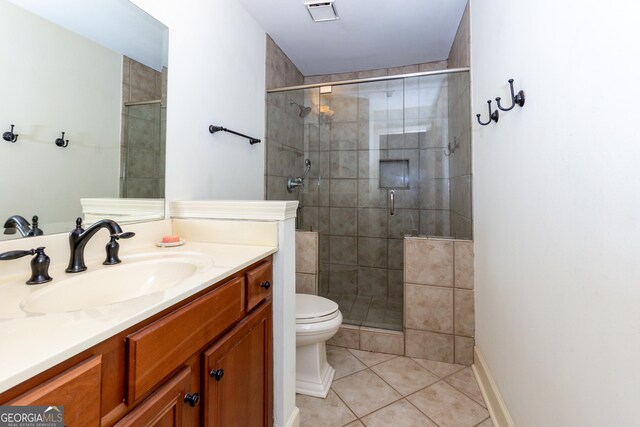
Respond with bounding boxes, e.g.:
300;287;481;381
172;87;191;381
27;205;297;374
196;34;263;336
496;79;525;111
476;100;499;126
3;124;18;143
55;132;69;148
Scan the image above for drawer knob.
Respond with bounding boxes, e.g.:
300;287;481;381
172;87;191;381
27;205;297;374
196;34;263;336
260;281;271;290
210;368;224;381
184;392;200;407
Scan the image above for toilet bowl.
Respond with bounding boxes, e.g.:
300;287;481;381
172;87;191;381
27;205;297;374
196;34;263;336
295;293;343;398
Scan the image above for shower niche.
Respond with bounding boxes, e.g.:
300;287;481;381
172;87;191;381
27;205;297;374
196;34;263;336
379;159;410;189
265;70;472;331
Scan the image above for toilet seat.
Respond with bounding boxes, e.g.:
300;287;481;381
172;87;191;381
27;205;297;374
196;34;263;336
296;294;339;324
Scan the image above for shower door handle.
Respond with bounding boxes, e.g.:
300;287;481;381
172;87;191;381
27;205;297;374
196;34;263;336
389;190;395;216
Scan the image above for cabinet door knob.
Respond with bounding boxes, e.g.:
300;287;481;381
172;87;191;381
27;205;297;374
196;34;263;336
210;368;224;381
260;281;271;290
184;392;200;407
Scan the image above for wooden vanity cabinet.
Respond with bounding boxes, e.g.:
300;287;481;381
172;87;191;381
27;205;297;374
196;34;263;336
203;299;272;427
115;367;193;427
7;355;103;426
0;256;274;427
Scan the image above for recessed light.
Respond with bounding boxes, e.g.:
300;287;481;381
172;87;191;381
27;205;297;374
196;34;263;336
304;1;339;22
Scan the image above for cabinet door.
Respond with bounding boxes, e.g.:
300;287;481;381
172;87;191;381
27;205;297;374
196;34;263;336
115;367;196;427
8;356;102;427
203;300;272;427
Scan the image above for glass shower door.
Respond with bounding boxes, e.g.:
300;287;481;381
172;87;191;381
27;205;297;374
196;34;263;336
312;79;406;331
265;70;471;333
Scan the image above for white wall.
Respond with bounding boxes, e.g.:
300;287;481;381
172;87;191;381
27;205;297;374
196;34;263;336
0;0;121;233
130;0;266;202
472;1;640;426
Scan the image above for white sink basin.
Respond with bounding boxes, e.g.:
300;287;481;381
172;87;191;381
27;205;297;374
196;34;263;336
20;252;214;315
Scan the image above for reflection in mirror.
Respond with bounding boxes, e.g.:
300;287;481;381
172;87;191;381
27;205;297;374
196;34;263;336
0;0;168;241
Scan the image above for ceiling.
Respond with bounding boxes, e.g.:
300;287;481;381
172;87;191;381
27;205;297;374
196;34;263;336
239;0;468;76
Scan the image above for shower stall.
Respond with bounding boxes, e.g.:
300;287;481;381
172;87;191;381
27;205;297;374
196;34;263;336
266;69;471;332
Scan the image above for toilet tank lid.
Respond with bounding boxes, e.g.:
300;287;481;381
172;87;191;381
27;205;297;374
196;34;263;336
296;294;339;319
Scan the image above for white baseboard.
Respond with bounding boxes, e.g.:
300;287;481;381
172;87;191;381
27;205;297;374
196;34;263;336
472;346;516;427
284;406;300;427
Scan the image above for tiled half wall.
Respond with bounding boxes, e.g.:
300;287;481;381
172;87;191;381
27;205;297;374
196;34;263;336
404;237;474;365
296;231;319;295
328;236;475;365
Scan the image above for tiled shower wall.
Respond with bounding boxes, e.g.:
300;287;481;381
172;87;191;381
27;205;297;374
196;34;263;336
447;73;472;239
265;91;305;203
447;1;470;69
120;57;167;198
447;1;472;239
265;35;306;205
266;35;304;90
404;237;474;365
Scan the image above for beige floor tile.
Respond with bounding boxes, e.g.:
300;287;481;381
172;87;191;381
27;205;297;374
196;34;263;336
348;348;397;367
332;369;402;418
296;389;357;427
342;421;365;427
370;357;439;396
360;399;438;427
443;367;486;407
412;358;466;378
407;381;489;427
476;418;494;427
327;345;367;379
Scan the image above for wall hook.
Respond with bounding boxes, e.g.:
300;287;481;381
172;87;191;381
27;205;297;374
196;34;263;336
3;124;18;143
444;137;459;156
496;79;525;111
55;132;69;148
476;100;499;126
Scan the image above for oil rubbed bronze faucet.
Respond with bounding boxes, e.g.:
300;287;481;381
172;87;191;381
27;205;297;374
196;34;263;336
0;247;52;285
3;215;43;237
66;218;135;273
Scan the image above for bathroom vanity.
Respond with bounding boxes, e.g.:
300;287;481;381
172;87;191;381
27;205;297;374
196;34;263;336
0;254;274;426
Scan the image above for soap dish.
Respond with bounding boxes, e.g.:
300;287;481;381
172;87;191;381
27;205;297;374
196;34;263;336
156;239;186;248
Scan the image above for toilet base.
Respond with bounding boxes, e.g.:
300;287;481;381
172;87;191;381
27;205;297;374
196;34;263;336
295;341;335;398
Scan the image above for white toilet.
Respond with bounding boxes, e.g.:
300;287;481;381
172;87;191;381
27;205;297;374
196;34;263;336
295;293;343;398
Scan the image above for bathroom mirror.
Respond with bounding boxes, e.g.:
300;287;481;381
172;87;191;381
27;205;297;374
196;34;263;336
0;0;168;241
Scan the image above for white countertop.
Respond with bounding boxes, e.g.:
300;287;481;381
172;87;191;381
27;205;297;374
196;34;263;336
0;241;277;394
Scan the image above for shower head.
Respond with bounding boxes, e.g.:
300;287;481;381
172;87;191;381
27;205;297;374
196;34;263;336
290;100;312;118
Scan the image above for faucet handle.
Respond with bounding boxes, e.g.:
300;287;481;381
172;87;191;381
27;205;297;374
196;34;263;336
103;232;135;265
27;215;44;237
113;232;135;240
0;247;52;285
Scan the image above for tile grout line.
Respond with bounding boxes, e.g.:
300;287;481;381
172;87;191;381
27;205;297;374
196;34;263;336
330;368;402;422
403;379;447;427
440;368;487;409
346;348;399;368
328;384;360;426
472;416;492;427
362;359;446;427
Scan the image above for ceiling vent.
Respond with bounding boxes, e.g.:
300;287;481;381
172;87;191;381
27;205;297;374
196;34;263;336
304;1;339;22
